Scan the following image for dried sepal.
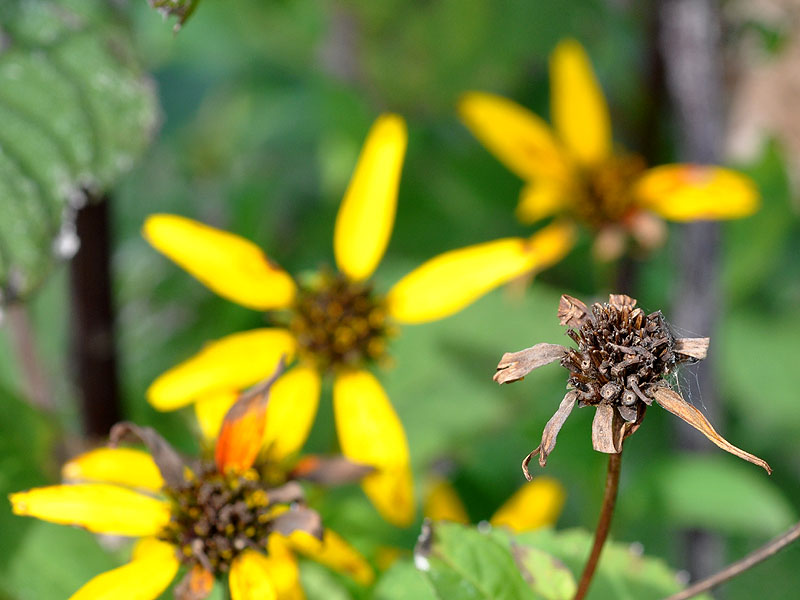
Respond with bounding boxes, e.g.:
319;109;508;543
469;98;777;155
652;387;772;474
608;294;636;310
558;294;590;328
494;343;568;384
674;337;710;362
591;404;623;454
109;422;187;488
175;565;214;600
290;455;374;485
271;507;323;540
522;391;577;479
215;358;285;474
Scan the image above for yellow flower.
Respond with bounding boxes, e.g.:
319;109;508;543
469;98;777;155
424;475;565;533
9;378;374;600
143;114;574;527
459;39;759;261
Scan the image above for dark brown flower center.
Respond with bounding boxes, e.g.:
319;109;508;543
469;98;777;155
159;463;276;574
288;270;393;371
572;153;646;227
562;298;676;415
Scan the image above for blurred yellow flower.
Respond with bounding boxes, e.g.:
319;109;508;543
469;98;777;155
459;39;759;261
10;382;373;600
424;475;565;533
143;114;574;527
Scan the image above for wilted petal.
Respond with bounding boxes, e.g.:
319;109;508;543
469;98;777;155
591;403;624;454
334;114;407;282
109;423;187;489
62;448;164;493
653;387;772;474
290;455;374;486
69;539;178;600
494;343;567;384
489;476;566;532
557;294;590;328
175;565;214;600
522;392;577;479
674;337;710;362
271;507;323;540
607;294;636;310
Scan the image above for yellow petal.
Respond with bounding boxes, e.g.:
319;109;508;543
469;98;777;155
458;91;571;182
632;164;760;221
333;370;414;526
69;540;178;600
516;179;570;225
143;214;296;310
289;529;374;586
259;536;305;600
386;221;576;324
424;477;469;524
550;39;612;166
229;550;279;600
194;390;239;442
334;114;407;281
263;366;321;462
147;328;296;411
62;448;164;493
489;476;566;533
9;484;170;536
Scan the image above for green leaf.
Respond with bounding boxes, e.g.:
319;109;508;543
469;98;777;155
0;0;157;301
300;560;355;600
374;559;438;600
415;522;538;600
510;544;576;600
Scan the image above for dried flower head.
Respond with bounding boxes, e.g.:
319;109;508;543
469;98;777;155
495;294;771;479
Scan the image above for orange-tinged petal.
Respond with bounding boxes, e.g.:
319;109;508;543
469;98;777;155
288;529;374;586
333;370;414;526
143;214;296;310
632;164;760;221
516;179;571;224
386;221;576;324
147;328;295;411
550;39;612;166
194;390;239;442
334;114;407;281
489;476;566;533
69;539;178;600
229;550;279;600
458;91;571;182
216;365;284;474
9;484;170;536
62;448;164;493
424;477;469;524
262;366;321;462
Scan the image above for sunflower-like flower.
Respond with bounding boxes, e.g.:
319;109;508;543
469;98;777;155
493;294;771;478
459;39;759;261
143;114;574;526
10;369;373;599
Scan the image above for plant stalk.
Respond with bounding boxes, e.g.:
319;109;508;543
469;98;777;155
6;302;53;412
573;451;623;600
663;522;800;600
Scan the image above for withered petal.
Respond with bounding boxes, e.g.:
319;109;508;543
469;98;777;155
521;391;577;480
558;294;590;328
494;343;568;384
608;294;636;310
266;481;305;506
674;337;710;362
591;404;624;454
272;507;323;540
175;565;214;600
653;387;772;474
290;455;374;486
109;422;187;488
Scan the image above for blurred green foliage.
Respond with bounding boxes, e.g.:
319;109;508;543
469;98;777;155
0;0;799;599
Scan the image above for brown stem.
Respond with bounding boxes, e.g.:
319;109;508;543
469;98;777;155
573;451;623;600
6;302;53;412
663;522;800;600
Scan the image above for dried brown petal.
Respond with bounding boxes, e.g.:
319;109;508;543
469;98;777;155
608;294;636;310
175;565;214;600
558;294;590;327
109;422;186;488
266;481;305;506
272;507;323;540
290;455;374;485
591;404;624;454
494;343;568;384
521;391;577;480
653;387;772;474
674;337;710;362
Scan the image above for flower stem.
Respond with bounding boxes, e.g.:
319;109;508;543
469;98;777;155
573;450;623;600
663;521;800;600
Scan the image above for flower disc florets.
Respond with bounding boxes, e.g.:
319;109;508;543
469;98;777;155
289;270;393;371
574;154;646;227
562;295;675;421
160;463;280;573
